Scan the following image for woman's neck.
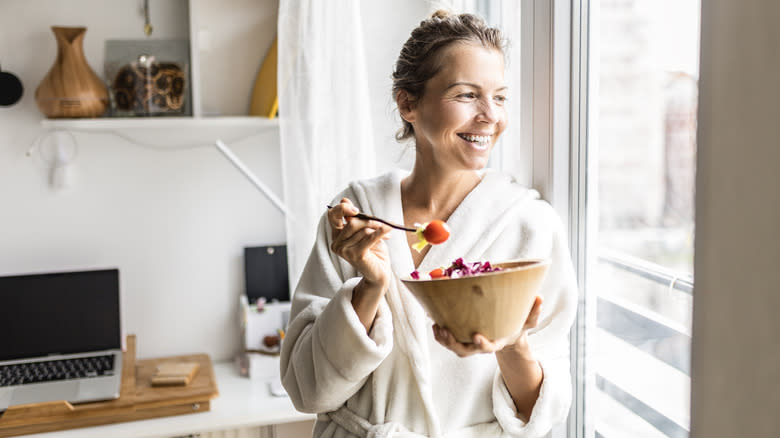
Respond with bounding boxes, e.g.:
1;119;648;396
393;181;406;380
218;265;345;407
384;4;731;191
401;163;483;268
401;163;483;220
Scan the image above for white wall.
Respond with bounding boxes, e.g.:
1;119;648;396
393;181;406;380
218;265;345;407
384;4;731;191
0;0;428;362
691;0;780;436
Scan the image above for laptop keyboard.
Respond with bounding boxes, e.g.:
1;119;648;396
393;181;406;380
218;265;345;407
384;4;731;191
0;355;115;387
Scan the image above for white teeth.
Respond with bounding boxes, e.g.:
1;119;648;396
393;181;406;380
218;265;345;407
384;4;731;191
459;134;491;144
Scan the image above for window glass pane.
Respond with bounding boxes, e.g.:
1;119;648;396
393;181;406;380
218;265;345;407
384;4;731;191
586;0;700;437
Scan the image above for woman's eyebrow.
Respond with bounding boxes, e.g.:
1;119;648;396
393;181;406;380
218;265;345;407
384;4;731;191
445;82;509;92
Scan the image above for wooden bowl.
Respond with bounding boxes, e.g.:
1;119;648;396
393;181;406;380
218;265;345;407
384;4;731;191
401;259;550;343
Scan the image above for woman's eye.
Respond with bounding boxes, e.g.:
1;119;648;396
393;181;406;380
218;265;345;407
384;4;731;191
457;92;477;99
494;95;507;104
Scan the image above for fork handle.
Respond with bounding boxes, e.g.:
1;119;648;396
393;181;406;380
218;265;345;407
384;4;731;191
354;213;417;232
326;205;417;232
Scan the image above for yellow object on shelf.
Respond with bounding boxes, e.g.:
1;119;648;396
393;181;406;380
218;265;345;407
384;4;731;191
249;37;278;118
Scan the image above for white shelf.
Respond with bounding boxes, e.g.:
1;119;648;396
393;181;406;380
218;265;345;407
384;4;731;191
40;117;279;131
38;0;279;133
23;361;315;438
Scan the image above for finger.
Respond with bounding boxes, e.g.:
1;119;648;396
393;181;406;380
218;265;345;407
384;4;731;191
471;333;507;353
433;325;485;357
523;296;544;330
339;224;390;260
433;324;461;351
331;213;377;252
331;220;389;262
328;198;358;231
333;215;371;245
327;202;345;230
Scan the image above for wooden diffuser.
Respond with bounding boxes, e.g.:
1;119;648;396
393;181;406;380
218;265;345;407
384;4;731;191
35;26;108;118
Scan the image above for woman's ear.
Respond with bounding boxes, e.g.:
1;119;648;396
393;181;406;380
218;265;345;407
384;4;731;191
396;90;417;123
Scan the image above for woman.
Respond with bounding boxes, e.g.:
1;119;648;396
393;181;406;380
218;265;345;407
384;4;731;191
280;10;578;438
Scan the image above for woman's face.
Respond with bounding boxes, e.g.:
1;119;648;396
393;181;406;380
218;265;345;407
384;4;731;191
405;43;507;172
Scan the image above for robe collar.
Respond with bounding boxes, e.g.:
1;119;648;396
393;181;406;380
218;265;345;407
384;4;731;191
357;169;538;280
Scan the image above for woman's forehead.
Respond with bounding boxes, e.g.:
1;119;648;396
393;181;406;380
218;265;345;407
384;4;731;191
431;43;506;89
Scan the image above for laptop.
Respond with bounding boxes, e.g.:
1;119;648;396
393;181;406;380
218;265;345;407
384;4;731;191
0;268;123;412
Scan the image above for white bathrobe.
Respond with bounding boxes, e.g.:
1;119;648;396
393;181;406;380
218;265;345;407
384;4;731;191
280;169;578;438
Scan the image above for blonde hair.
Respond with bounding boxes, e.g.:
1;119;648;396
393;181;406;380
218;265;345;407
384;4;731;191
392;10;507;141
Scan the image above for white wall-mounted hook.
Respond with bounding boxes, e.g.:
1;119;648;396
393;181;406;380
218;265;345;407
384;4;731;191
38;130;78;190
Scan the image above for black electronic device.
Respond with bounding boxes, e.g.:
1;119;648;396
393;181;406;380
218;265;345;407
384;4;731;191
0;67;23;107
244;245;290;304
0;268;124;411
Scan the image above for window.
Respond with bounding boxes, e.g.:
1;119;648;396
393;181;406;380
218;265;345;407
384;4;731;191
575;0;701;437
481;1;699;435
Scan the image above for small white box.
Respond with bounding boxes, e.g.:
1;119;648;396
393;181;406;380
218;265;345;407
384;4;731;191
236;296;291;395
239;295;290;354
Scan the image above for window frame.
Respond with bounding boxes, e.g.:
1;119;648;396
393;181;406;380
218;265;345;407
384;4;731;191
517;1;591;437
561;0;698;436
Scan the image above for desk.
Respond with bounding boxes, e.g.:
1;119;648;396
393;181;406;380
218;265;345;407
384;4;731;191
22;361;315;438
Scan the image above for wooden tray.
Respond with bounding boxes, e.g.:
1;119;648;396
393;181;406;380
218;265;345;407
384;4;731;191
0;335;218;437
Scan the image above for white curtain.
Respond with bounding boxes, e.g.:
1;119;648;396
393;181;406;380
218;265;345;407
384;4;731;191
278;1;377;291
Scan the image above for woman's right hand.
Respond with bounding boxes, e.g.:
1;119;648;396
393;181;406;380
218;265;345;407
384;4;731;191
328;198;392;289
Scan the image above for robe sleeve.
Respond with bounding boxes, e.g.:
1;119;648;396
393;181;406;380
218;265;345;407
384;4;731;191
491;203;578;436
279;208;394;414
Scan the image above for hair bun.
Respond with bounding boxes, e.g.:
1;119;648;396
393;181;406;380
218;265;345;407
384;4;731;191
431;9;452;20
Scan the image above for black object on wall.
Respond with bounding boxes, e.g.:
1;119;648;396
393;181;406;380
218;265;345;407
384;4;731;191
244;245;290;304
0;65;23;107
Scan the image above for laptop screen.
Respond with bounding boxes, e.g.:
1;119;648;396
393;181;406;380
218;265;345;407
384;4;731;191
0;269;121;361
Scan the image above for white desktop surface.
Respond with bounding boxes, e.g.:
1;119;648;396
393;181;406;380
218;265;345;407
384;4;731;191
22;361;315;438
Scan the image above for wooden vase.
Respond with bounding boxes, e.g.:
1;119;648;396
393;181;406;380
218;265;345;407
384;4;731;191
35;26;108;118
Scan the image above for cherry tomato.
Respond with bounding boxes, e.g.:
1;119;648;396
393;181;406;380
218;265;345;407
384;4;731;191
429;268;446;278
423;220;450;244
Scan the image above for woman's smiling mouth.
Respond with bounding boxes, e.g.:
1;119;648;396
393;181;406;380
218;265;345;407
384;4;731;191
457;133;492;150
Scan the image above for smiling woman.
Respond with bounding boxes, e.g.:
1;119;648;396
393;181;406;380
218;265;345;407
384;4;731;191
280;9;579;438
396;42;508;173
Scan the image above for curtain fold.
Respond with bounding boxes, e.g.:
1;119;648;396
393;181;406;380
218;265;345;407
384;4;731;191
278;1;377;291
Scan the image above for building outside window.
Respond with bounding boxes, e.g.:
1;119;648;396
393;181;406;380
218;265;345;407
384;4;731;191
583;0;701;436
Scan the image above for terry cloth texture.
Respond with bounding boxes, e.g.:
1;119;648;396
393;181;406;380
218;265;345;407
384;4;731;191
280;169;578;438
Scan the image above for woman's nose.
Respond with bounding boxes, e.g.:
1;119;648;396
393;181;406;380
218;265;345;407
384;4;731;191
476;99;502;124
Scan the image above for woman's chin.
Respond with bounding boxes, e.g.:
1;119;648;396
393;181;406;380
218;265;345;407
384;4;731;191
461;158;491;171
468;150;493;168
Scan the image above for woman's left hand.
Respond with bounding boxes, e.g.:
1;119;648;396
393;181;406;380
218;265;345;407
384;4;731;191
433;296;543;357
